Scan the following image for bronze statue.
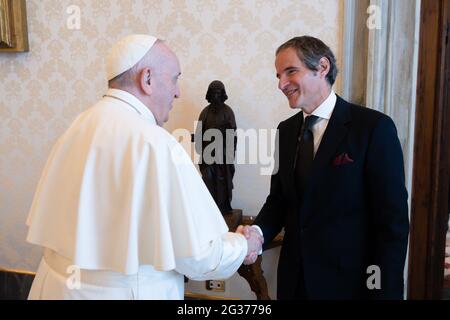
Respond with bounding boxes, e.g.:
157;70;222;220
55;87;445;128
195;80;237;214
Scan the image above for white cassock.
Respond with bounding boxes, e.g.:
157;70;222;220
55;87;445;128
26;88;247;300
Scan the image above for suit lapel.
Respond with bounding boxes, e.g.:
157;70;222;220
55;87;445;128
285;111;303;200
301;96;352;225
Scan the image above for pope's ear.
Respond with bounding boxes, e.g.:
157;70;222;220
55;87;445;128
140;68;152;95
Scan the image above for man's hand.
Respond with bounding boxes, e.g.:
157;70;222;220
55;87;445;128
236;225;264;265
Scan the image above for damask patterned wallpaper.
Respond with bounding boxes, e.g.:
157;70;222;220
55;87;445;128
0;0;343;295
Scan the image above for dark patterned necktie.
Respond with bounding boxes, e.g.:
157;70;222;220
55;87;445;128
295;115;319;195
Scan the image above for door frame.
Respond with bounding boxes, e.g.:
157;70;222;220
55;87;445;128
408;0;450;299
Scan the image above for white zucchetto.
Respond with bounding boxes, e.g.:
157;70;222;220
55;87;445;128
106;34;158;81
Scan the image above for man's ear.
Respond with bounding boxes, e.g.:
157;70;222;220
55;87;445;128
318;57;330;79
140;68;152;95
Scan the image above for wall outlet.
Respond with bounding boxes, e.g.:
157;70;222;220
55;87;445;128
206;280;225;292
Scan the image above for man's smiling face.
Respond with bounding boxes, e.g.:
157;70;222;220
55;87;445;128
275;47;327;114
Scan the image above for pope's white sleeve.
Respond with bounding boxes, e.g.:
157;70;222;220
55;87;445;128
175;232;247;281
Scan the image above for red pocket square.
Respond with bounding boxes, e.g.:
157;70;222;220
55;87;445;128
332;153;354;166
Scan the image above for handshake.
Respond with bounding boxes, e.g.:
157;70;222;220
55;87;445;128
236;225;264;265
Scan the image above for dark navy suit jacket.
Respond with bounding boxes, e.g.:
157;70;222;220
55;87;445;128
254;95;409;300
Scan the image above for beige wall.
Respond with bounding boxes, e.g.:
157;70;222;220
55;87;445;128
0;0;344;299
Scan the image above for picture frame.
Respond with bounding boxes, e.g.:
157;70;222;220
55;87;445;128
0;0;29;52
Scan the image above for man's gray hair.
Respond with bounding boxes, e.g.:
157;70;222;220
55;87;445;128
276;36;338;86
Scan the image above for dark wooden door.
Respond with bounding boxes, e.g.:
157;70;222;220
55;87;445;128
408;0;450;300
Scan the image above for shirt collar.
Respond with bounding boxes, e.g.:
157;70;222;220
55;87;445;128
104;88;157;125
303;90;337;121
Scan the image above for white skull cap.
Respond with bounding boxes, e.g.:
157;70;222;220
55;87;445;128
106;34;158;81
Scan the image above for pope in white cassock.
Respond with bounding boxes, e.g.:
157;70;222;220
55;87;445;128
26;34;262;300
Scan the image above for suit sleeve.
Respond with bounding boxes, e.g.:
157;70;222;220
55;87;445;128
365;116;410;299
254;125;288;248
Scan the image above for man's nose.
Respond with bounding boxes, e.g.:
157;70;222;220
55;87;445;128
278;75;288;91
175;84;181;99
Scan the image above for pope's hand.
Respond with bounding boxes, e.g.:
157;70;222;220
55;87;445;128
236;225;264;265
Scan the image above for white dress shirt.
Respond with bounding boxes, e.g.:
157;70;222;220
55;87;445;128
303;90;337;157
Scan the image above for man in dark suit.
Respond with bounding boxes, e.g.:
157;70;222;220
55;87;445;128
252;36;409;299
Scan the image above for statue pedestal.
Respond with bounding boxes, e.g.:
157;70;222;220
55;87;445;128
223;209;271;300
223;209;242;231
187;209;283;300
